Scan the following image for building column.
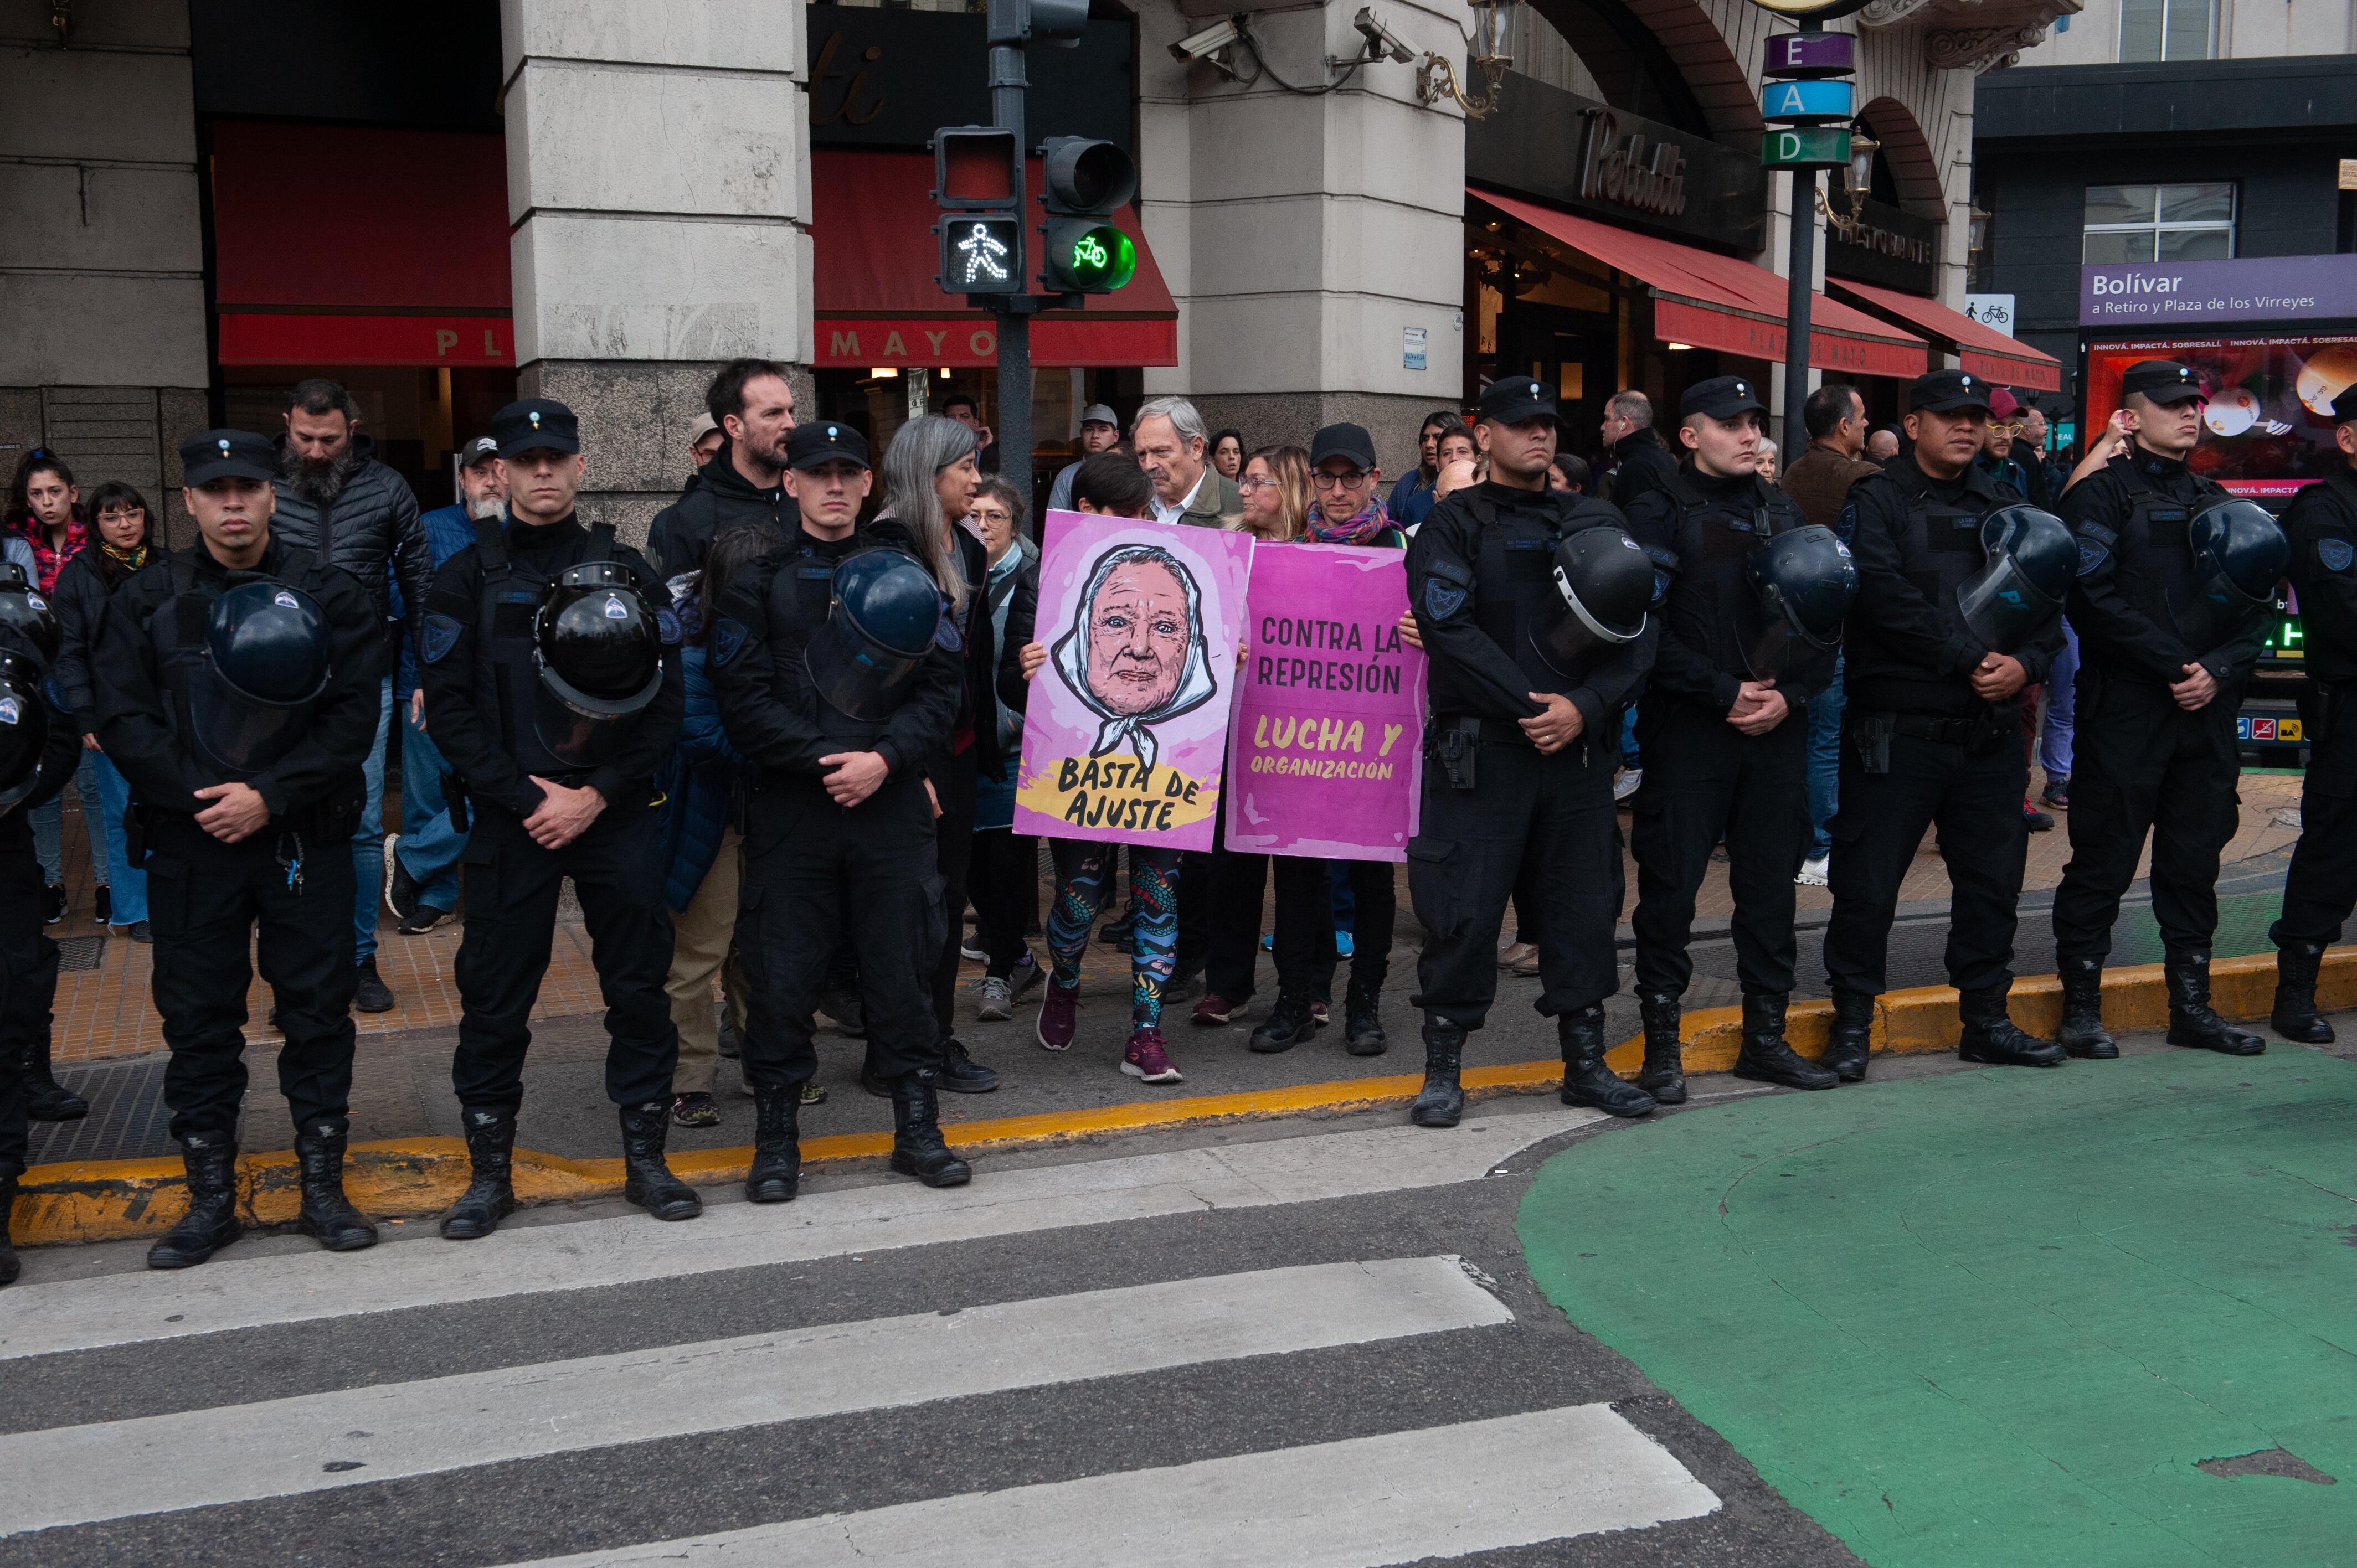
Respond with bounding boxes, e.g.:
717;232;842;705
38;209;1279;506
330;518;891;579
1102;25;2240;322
0;2;209;541
501;0;813;542
1137;1;1469;470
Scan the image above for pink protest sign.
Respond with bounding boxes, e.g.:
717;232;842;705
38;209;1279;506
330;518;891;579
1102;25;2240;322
1223;542;1426;862
1013;510;1255;850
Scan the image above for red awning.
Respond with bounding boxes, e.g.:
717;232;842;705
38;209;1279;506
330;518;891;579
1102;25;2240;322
1826;278;2063;392
814;151;1177;369
1470;187;1926;380
210;121;513;367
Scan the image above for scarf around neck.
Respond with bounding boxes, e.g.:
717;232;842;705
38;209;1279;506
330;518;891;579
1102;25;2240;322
1306;492;1390;546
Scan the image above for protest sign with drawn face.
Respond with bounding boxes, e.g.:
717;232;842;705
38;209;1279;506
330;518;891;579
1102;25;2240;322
1015;511;1253;850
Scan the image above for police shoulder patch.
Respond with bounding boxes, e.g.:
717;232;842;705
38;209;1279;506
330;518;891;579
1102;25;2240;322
1835;503;1859;543
2080;521;2117;546
2319;537;2354;574
654;607;683;646
713;617;748;668
1423;575;1469;621
936;611;964;654
420;612;464;665
2075;538;2111;578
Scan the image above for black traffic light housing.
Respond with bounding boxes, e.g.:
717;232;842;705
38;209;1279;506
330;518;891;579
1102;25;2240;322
932;126;1023;296
1039;136;1139;294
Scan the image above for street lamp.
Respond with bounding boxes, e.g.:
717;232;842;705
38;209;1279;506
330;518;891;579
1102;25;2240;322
1418;0;1520;119
1817;128;1879;231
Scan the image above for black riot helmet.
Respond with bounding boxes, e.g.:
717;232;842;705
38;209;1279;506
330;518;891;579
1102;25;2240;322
807;549;948;720
1957;505;2075;656
0;647;50;811
0;561;60;670
1741;525;1857;680
190;579;333;777
1530;525;1651;678
2173;499;2289;652
531;561;666;767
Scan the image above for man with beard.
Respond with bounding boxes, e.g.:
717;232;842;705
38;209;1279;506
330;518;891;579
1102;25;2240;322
647;358;801;581
272;379;428;1015
385;436;504;935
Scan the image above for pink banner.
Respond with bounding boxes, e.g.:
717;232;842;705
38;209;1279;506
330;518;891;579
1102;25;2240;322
1223;543;1427;862
1013;510;1255;851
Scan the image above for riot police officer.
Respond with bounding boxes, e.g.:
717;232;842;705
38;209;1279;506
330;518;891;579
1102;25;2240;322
0;581;84;1284
1404;375;1658;1128
417;399;697;1237
2052;360;2285;1058
91;429;384;1268
1823;370;2070;1075
2268;383;2357;1041
1624;377;1851;1094
711;420;970;1193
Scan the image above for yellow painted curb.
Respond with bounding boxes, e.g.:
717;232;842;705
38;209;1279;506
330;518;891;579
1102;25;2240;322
17;948;2350;1249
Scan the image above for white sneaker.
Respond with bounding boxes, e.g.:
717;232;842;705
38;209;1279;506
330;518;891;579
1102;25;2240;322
1613;767;1643;802
959;941;989;962
1795;854;1829;887
976;975;1013;1022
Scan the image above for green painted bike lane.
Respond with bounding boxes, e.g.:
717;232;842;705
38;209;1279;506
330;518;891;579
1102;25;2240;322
1517;1048;2357;1566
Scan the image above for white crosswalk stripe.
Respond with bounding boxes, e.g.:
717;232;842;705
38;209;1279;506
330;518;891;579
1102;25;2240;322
498;1405;1722;1568
0;1107;1601;1361
1;1257;1510;1536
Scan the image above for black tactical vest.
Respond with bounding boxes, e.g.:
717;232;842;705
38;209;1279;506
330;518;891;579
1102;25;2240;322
758;535;891;743
1893;474;1994;644
1464;488;1598;691
2294;468;2357;684
1659;470;1804;678
148;545;323;786
2110;461;2227;647
471;516;618;778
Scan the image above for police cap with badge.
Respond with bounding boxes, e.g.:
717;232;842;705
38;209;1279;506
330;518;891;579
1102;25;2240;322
491;398;582;456
1681;375;1767;422
0;563;62;809
2119;359;2207;405
1479;376;1557;425
1908;368;1991;415
789;420;870;471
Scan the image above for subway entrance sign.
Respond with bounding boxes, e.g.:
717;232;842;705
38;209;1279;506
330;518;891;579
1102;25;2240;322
1762;126;1850;168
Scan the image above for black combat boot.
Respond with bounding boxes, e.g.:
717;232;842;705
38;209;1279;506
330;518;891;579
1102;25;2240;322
1342;981;1388;1056
293;1120;379;1252
1559;1007;1656;1118
620;1101;705;1219
147;1133;242;1268
1409;1018;1466;1128
1821;989;1875;1082
1250;989;1318;1054
0;1175;19;1287
1732;993;1840;1090
887;1070;974;1187
2270;941;2334;1044
1958;986;2065;1067
1634;991;1686;1105
440;1106;519;1240
2056;957;2118;1058
23;1033;88;1122
2164;950;2266;1056
745;1082;802;1203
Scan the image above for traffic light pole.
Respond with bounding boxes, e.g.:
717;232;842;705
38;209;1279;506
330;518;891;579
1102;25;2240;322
989;11;1032;509
1785;164;1816;463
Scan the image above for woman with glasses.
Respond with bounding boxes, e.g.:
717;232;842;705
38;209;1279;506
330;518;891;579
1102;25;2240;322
964;476;1048;1023
1231;443;1311;542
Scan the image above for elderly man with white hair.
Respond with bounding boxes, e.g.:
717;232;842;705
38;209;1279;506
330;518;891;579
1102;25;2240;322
1131;395;1242;528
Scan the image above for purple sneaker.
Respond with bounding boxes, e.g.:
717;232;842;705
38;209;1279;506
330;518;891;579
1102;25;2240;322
1122;1025;1184;1084
1038;981;1080;1051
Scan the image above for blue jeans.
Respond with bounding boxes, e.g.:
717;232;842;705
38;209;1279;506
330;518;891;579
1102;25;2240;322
30;749;105;889
352;675;393;962
91;749;146;924
395;697;465;912
1805;654;1845;860
1620;704;1640;770
2040;620;2078;780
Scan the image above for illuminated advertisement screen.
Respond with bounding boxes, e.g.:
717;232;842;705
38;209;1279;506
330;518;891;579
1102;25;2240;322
2085;333;2357;499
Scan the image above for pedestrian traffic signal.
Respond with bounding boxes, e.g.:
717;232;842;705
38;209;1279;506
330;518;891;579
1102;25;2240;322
941;215;1025;295
1039;136;1139;295
933;126;1025;297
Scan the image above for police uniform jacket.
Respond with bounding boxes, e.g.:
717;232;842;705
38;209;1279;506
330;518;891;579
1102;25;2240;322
0;677;86;852
91;536;382;823
708;523;961;785
1407;479;1657;737
2278;465;2357;688
1624;464;1831;714
2062;448;2266;688
1839;452;2062;719
417;513;685;818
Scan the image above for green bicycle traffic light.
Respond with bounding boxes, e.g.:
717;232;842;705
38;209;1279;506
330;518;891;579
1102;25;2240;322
1052;221;1138;291
1039;136;1138;295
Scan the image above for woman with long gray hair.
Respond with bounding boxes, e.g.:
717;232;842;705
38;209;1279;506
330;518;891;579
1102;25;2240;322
871;414;1011;1095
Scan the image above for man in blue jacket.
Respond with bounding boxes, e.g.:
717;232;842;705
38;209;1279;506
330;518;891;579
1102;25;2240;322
386;437;503;934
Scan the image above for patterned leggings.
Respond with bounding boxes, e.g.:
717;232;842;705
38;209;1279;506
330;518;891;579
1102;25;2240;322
1046;842;1182;1026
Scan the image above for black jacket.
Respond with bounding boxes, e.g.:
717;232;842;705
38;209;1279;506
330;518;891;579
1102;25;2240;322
417;514;685;818
269;433;428;634
1840;453;2060;718
2062;448;2261;688
91;537;382;822
646;440;801;581
2277;465;2357;685
1604;429;1679;514
48;549;117;733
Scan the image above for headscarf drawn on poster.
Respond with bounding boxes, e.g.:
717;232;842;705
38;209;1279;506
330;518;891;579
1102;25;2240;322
1014;510;1254;850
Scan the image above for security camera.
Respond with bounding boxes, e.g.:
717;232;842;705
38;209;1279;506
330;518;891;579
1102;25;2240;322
1352;7;1416;64
1170;18;1241;64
